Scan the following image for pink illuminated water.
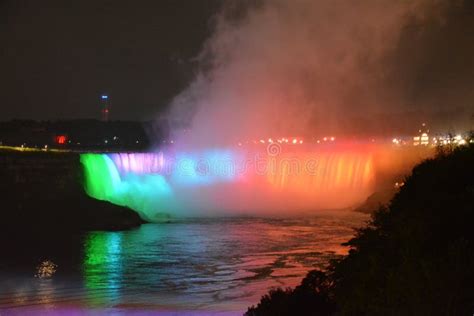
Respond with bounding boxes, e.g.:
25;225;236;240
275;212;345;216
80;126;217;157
109;152;166;175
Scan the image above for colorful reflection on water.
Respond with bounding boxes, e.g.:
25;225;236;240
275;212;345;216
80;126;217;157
83;213;367;311
83;232;122;306
0;213;367;313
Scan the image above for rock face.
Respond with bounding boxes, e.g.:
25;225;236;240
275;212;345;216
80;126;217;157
0;150;144;232
354;188;398;214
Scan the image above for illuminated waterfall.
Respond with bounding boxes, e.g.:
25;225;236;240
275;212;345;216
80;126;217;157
81;154;174;221
265;152;373;196
109;153;165;174
80;147;375;221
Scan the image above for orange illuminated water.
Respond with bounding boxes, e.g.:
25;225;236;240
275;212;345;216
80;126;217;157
262;150;375;209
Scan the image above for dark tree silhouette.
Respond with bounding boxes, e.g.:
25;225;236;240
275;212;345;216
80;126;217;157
246;270;335;316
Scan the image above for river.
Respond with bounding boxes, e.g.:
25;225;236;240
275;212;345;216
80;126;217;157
0;211;368;315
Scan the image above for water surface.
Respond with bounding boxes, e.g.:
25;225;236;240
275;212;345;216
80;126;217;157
0;212;368;314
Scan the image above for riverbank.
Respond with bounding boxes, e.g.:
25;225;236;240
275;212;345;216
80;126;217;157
0;150;144;233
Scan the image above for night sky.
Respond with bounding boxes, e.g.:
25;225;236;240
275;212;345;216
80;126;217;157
0;0;220;120
1;0;473;132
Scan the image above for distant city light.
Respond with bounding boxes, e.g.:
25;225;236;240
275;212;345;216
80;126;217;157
394;181;405;188
56;135;67;144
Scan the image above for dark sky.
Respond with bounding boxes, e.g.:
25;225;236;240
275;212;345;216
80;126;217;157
0;0;473;131
0;0;220;120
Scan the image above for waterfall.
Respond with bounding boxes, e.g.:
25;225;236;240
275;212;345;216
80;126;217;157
80;147;375;221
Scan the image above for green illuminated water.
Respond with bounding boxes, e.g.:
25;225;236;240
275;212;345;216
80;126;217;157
80;154;174;222
81;154;121;202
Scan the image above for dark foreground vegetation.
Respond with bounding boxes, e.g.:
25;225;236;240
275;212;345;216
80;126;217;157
247;144;474;315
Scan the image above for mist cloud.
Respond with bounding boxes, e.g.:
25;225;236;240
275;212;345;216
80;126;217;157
167;0;473;145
